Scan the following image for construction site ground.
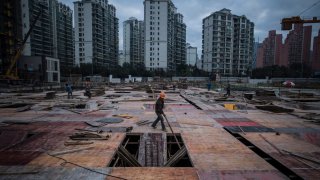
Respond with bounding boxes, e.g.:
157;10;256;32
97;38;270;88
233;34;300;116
0;85;319;179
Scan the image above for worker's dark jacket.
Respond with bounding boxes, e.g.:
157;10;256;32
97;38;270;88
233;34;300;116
155;98;164;114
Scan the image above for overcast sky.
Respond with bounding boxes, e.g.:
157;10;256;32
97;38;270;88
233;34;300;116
62;0;320;54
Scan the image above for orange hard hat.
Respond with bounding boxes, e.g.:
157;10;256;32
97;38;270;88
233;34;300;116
160;91;166;98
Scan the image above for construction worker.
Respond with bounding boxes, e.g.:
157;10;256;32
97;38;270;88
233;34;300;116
65;83;73;99
226;83;231;96
151;91;167;132
84;80;91;98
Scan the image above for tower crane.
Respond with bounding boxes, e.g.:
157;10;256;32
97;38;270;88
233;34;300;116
1;7;43;80
281;16;320;30
281;0;320;30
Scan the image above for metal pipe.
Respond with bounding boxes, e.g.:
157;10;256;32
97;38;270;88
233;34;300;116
162;114;182;149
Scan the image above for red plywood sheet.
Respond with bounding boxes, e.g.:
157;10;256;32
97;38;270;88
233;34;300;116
0;130;27;150
0;151;42;165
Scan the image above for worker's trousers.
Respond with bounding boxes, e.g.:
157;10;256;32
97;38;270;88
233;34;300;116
152;113;166;130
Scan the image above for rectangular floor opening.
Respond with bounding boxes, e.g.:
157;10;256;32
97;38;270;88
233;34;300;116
108;133;193;167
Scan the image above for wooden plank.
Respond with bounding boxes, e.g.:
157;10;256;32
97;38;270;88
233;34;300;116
50;146;94;156
165;146;187;167
118;146;142;167
64;141;94;146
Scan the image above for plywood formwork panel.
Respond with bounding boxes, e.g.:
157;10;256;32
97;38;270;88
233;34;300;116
181;127;277;171
242;133;320;179
238;110;313;129
0;166;111;180
28;133;125;168
243;133;320;154
197;169;288;180
108;167;198;180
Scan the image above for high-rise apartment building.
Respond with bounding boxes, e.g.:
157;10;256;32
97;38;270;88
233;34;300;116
186;43;198;66
252;42;261;69
57;2;73;75
21;0;58;58
74;0;118;69
174;13;186;67
123;17;144;66
144;0;186;71
20;0;73;76
256;30;283;68
202;8;254;76
312;30;320;72
0;0;22;74
283;24;312;66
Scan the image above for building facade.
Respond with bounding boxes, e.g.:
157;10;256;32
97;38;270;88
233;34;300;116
57;2;73;75
256;30;283;68
18;56;60;83
202;8;254;76
186;43;198;66
123;17;144;66
74;0;118;70
20;0;73;77
252;42;261;69
0;0;22;74
174;13;186;68
284;24;312;66
312;30;320;72
118;50;125;66
21;0;58;58
144;0;186;71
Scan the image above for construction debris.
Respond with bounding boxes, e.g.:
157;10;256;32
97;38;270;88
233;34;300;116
112;114;134;119
255;105;294;113
50;146;94;156
69;132;110;140
64;141;94;146
136;120;152;126
96;117;124;123
86;126;133;133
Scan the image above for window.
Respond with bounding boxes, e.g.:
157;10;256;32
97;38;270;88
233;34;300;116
54;62;58;71
53;73;58;82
